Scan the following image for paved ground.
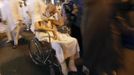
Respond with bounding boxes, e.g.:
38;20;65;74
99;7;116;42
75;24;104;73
0;32;51;75
0;31;134;75
118;48;134;75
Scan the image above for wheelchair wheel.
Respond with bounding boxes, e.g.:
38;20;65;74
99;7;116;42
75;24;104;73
28;38;63;75
29;38;41;64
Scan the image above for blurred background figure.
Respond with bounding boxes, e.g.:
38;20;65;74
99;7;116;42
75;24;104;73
62;0;83;56
81;0;125;75
0;1;7;40
62;0;78;27
81;0;134;75
19;0;31;31
1;0;23;48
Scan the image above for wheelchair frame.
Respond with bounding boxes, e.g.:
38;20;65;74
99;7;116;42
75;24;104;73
28;30;63;75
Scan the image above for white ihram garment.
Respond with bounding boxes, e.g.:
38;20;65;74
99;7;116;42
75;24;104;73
1;0;23;45
29;1;79;62
20;4;31;28
1;0;22;31
35;31;80;63
27;0;46;32
28;0;65;62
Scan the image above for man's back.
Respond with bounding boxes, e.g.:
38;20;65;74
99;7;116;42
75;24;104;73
81;0;122;74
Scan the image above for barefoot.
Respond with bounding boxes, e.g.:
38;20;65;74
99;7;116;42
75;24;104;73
68;59;77;72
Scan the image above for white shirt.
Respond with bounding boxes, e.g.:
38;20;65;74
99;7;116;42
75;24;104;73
1;0;23;31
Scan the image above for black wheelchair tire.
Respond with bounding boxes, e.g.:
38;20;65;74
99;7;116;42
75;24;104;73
28;38;63;75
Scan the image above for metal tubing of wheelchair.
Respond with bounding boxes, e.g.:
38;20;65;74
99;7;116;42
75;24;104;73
49;65;55;75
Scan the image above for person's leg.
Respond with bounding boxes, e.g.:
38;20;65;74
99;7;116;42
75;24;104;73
15;25;21;45
51;42;68;75
11;30;16;46
61;62;68;75
6;30;12;43
68;55;77;72
12;24;22;48
5;25;13;43
55;33;80;72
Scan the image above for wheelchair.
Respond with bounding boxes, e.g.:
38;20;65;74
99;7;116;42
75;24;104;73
28;30;63;75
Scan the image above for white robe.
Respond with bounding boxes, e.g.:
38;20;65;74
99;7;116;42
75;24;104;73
19;1;31;26
35;31;80;62
27;0;65;63
1;0;23;31
27;0;46;32
0;2;6;33
29;2;79;74
0;23;7;33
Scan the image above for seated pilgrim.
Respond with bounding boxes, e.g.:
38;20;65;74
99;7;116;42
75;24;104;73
31;4;80;74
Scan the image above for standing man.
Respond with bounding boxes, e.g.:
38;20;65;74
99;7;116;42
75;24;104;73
27;0;46;32
19;0;31;31
1;0;23;48
81;0;123;75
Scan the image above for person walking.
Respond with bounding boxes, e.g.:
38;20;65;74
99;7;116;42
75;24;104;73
1;0;23;48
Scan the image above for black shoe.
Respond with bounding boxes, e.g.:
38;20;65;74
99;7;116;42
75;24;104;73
68;71;77;75
12;45;17;49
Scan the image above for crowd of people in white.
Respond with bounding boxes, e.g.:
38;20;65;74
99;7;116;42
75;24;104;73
0;0;80;75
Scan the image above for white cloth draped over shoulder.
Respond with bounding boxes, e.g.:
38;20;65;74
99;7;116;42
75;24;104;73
1;0;23;31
